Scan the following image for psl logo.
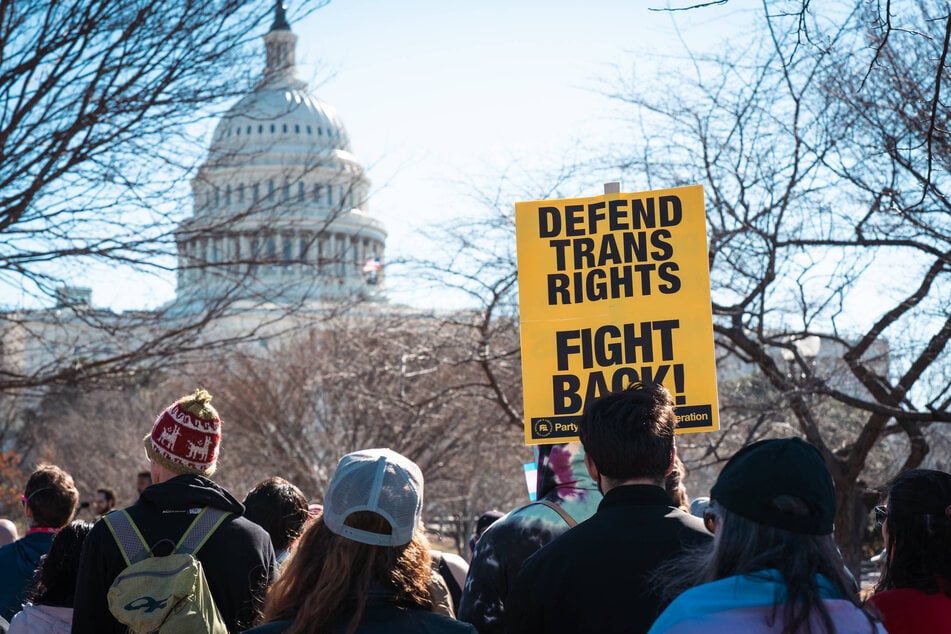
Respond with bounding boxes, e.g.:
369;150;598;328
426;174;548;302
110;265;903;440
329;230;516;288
533;419;553;438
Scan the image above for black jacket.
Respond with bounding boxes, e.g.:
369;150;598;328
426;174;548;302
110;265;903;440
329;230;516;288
457;443;601;634
72;474;277;633
243;592;478;634
505;484;712;634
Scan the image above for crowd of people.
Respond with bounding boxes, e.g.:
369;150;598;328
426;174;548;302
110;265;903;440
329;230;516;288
0;383;948;633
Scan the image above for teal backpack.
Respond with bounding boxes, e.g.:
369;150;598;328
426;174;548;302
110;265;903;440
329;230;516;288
104;507;231;634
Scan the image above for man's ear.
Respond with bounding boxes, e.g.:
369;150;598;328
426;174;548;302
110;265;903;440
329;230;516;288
584;453;599;482
664;446;678;477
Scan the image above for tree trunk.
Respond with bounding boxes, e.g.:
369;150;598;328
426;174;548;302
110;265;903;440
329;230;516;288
834;478;872;581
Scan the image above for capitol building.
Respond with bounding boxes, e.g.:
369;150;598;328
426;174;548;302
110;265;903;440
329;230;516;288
0;4;390;394
174;3;386;313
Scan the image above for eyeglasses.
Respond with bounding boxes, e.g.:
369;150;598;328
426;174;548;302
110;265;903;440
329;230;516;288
702;507;718;534
874;505;888;526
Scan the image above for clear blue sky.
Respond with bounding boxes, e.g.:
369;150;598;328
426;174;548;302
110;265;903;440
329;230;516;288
291;0;759;307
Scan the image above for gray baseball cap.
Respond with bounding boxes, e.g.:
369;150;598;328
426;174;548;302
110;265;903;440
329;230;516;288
323;448;423;547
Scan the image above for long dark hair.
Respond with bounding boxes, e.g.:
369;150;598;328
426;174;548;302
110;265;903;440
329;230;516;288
875;468;951;597
243;476;310;552
656;501;876;634
710;503;873;633
260;512;433;634
30;520;93;607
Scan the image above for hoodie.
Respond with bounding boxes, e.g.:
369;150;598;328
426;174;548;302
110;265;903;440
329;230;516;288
456;442;601;634
71;474;277;634
0;532;55;622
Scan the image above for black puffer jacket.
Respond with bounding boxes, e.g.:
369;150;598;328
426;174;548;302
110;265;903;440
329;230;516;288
72;474;277;633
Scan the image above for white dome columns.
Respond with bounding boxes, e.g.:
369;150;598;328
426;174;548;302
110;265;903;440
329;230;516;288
176;224;384;298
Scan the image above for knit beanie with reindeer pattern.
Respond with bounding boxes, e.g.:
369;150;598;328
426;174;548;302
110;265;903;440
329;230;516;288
144;389;221;476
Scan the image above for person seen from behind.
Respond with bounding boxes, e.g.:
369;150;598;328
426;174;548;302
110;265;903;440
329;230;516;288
458;442;602;633
244;477;311;566
647;437;885;633
7;520;92;634
430;547;468;615
0;465;78;624
246;448;476;634
72;388;277;633
467;510;503;560
135;471;151;496
868;468;951;633
506;381;712;634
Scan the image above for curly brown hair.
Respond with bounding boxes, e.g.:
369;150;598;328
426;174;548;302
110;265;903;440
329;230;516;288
665;455;689;512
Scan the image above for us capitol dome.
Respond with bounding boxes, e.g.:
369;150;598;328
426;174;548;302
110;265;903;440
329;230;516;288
172;2;386;313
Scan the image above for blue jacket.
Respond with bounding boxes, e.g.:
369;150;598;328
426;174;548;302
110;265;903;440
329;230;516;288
0;532;55;622
648;570;886;633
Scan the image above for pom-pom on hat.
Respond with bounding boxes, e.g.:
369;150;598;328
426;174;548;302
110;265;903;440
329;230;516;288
323;448;423;547
711;437;836;535
144;389;221;476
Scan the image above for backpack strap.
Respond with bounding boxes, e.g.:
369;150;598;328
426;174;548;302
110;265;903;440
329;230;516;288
534;499;578;528
104;507;231;566
436;554;463;608
175;507;231;556
104;510;151;567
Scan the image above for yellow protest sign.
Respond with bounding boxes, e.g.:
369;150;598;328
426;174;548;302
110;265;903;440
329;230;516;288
516;185;718;444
